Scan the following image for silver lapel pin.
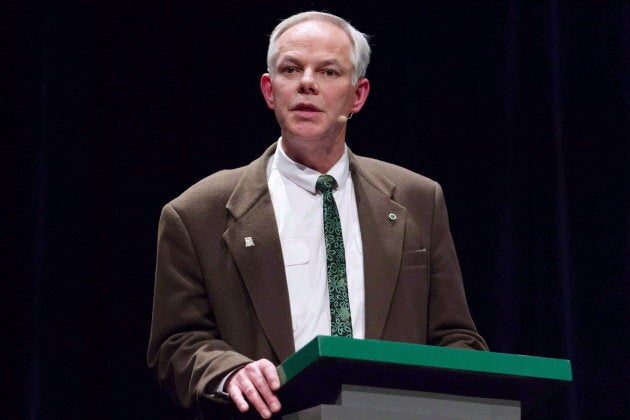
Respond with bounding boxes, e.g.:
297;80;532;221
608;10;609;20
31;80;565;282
244;237;255;247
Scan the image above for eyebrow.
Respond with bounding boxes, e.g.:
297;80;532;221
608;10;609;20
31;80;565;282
319;59;342;68
276;55;344;68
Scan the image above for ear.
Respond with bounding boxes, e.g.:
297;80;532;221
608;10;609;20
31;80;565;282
260;73;275;110
350;78;370;114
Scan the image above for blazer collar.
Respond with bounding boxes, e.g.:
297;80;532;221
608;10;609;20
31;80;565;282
349;151;407;340
223;143;296;362
225;144;276;220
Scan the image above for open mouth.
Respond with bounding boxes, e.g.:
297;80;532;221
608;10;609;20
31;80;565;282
293;103;322;113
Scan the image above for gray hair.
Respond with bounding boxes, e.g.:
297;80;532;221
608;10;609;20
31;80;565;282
266;11;371;85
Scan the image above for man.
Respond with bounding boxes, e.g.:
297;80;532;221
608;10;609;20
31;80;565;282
148;11;487;419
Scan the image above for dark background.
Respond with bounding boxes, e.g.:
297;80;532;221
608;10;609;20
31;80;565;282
6;1;628;419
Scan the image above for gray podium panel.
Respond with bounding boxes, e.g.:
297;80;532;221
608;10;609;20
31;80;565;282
283;384;521;420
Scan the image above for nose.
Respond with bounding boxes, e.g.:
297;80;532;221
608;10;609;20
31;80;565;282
298;69;319;94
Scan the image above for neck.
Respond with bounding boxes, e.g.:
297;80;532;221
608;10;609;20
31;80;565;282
280;134;346;174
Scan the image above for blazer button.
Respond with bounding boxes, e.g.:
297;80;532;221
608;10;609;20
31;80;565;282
388;213;397;221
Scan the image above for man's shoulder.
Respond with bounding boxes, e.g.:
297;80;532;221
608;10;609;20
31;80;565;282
165;165;249;213
165;144;276;213
352;155;438;191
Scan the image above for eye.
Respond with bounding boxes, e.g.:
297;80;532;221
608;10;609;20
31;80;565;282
282;66;297;74
323;69;339;77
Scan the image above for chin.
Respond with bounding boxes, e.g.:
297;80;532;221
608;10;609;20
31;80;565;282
286;126;328;141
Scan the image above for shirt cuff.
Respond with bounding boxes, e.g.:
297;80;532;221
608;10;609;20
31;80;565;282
214;368;241;400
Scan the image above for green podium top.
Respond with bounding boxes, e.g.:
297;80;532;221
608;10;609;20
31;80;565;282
278;335;572;384
276;336;572;415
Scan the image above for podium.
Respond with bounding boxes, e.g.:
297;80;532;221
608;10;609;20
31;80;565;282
275;336;572;419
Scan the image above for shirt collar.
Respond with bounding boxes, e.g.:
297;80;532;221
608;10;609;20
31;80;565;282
273;138;350;194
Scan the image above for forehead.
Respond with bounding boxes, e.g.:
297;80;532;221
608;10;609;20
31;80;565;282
275;20;352;62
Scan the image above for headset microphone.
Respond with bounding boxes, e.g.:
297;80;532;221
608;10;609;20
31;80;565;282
337;113;353;123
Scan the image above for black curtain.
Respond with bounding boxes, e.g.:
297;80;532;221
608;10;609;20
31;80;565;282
7;1;628;419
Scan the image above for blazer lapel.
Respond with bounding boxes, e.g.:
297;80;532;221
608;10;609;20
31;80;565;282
350;153;407;340
223;144;295;362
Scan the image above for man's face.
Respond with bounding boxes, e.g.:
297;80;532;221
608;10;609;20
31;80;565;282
260;20;369;144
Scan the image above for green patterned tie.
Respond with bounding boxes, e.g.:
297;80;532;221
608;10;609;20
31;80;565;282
316;175;353;337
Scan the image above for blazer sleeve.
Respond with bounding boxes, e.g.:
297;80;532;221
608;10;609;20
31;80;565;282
147;203;252;409
427;183;489;351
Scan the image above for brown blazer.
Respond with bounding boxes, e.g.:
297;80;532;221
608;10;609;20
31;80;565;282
147;143;487;412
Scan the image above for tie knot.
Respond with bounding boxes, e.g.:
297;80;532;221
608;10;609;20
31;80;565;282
316;175;337;194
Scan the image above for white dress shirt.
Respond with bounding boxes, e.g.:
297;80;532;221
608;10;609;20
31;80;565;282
267;139;365;351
